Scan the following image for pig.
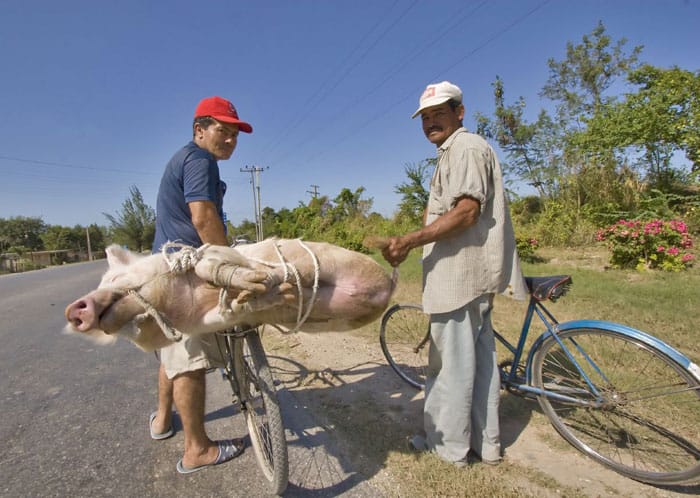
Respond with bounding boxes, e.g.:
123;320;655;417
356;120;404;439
64;238;395;351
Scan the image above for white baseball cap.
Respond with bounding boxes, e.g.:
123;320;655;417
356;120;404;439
411;81;463;118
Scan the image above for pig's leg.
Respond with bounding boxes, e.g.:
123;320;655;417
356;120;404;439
290;282;391;319
194;260;271;294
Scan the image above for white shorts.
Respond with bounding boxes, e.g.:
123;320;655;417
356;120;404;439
159;333;227;379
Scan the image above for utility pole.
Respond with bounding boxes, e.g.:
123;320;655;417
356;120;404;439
307;184;320;198
85;227;92;261
240;166;268;241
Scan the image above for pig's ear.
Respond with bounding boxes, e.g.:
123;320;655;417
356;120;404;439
105;244;142;267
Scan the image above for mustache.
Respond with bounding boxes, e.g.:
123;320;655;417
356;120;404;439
426;125;442;133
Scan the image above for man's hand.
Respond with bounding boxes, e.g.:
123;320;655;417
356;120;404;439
381;236;413;267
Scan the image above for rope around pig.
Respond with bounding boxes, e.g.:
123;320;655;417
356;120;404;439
227;239;320;333
122;242;213;342
161;242;211;272
161;239;320;334
128;289;184;342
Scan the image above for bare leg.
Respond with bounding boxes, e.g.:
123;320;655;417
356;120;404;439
151;363;174;434
172;369;219;468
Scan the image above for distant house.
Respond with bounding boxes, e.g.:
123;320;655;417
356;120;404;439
0;249;87;273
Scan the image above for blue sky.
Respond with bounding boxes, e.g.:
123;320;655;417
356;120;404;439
1;0;698;227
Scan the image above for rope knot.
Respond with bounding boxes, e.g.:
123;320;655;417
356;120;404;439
161;242;210;273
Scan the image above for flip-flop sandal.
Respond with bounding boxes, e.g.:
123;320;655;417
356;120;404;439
176;439;245;474
149;411;174;440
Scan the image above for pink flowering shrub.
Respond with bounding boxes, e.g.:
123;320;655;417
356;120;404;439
596;219;695;271
516;236;539;263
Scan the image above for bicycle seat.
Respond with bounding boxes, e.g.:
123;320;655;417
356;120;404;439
525;275;572;302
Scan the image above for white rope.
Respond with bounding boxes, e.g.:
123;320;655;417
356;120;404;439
233;239;320;333
295;240;320;330
129;240;320;340
161;242;210;273
128;289;183;342
123;241;210;342
218;288;231;316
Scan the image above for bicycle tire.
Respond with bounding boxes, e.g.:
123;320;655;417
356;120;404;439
532;326;700;485
379;303;430;390
233;331;289;495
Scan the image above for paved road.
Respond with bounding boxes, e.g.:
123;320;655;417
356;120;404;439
0;261;382;497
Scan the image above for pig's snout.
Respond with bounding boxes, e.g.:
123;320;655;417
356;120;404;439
65;297;99;331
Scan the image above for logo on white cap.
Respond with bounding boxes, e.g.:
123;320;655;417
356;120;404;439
412;81;462;118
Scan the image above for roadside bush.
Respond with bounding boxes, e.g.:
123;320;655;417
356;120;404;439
520;200;598;247
596;219;695;271
515;235;539;263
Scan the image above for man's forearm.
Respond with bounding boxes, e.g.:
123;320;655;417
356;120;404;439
381;196;479;266
407;196;480;249
195;218;228;245
189;200;228;245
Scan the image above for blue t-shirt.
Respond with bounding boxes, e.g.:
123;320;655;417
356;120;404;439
152;141;227;253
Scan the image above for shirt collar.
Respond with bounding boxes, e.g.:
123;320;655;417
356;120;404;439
437;127;468;153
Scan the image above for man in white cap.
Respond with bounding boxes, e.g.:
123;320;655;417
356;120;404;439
381;81;526;467
149;96;252;473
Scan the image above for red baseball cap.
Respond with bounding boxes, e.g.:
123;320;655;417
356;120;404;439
194;96;253;133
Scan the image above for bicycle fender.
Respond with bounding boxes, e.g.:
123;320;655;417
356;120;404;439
557;319;700;382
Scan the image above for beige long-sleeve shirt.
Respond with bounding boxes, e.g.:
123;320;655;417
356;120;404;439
422;128;527;314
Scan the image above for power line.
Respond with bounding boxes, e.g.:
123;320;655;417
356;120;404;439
310;0;490;132
257;0;403;159
299;0;552;166
260;0;418;162
0;154;156;176
433;0;552;78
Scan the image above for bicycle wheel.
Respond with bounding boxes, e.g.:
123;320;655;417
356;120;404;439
379;304;430;389
233;331;289;495
532;327;700;485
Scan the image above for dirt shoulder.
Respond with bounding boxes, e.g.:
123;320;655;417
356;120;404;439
264;329;698;498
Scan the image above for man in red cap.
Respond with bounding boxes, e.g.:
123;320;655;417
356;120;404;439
149;96;253;473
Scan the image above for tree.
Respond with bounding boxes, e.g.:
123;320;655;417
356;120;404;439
103;185;155;252
541;21;642;126
41;223;106;256
41;225;76;251
394;159;433;225
474;23;652;244
0;216;46;252
578;65;700;184
476;78;563;198
332;187;371;220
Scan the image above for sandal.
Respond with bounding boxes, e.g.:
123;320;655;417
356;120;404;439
149;411;174;440
176;439;245;474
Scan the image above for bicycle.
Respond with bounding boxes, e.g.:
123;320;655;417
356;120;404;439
379;275;700;485
215;325;289;495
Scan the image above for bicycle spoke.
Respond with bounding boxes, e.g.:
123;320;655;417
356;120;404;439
380;304;429;389
232;332;289;494
534;327;700;484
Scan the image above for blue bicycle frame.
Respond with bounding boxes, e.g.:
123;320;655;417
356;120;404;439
495;296;700;405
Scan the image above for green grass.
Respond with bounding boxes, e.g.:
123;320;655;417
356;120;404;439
368;245;699;364
519;250;700;362
343;246;700;496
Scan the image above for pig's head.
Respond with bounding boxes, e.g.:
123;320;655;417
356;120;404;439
64;244;273;351
64;245;182;350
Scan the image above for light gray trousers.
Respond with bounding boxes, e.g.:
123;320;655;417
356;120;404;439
423;293;501;463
